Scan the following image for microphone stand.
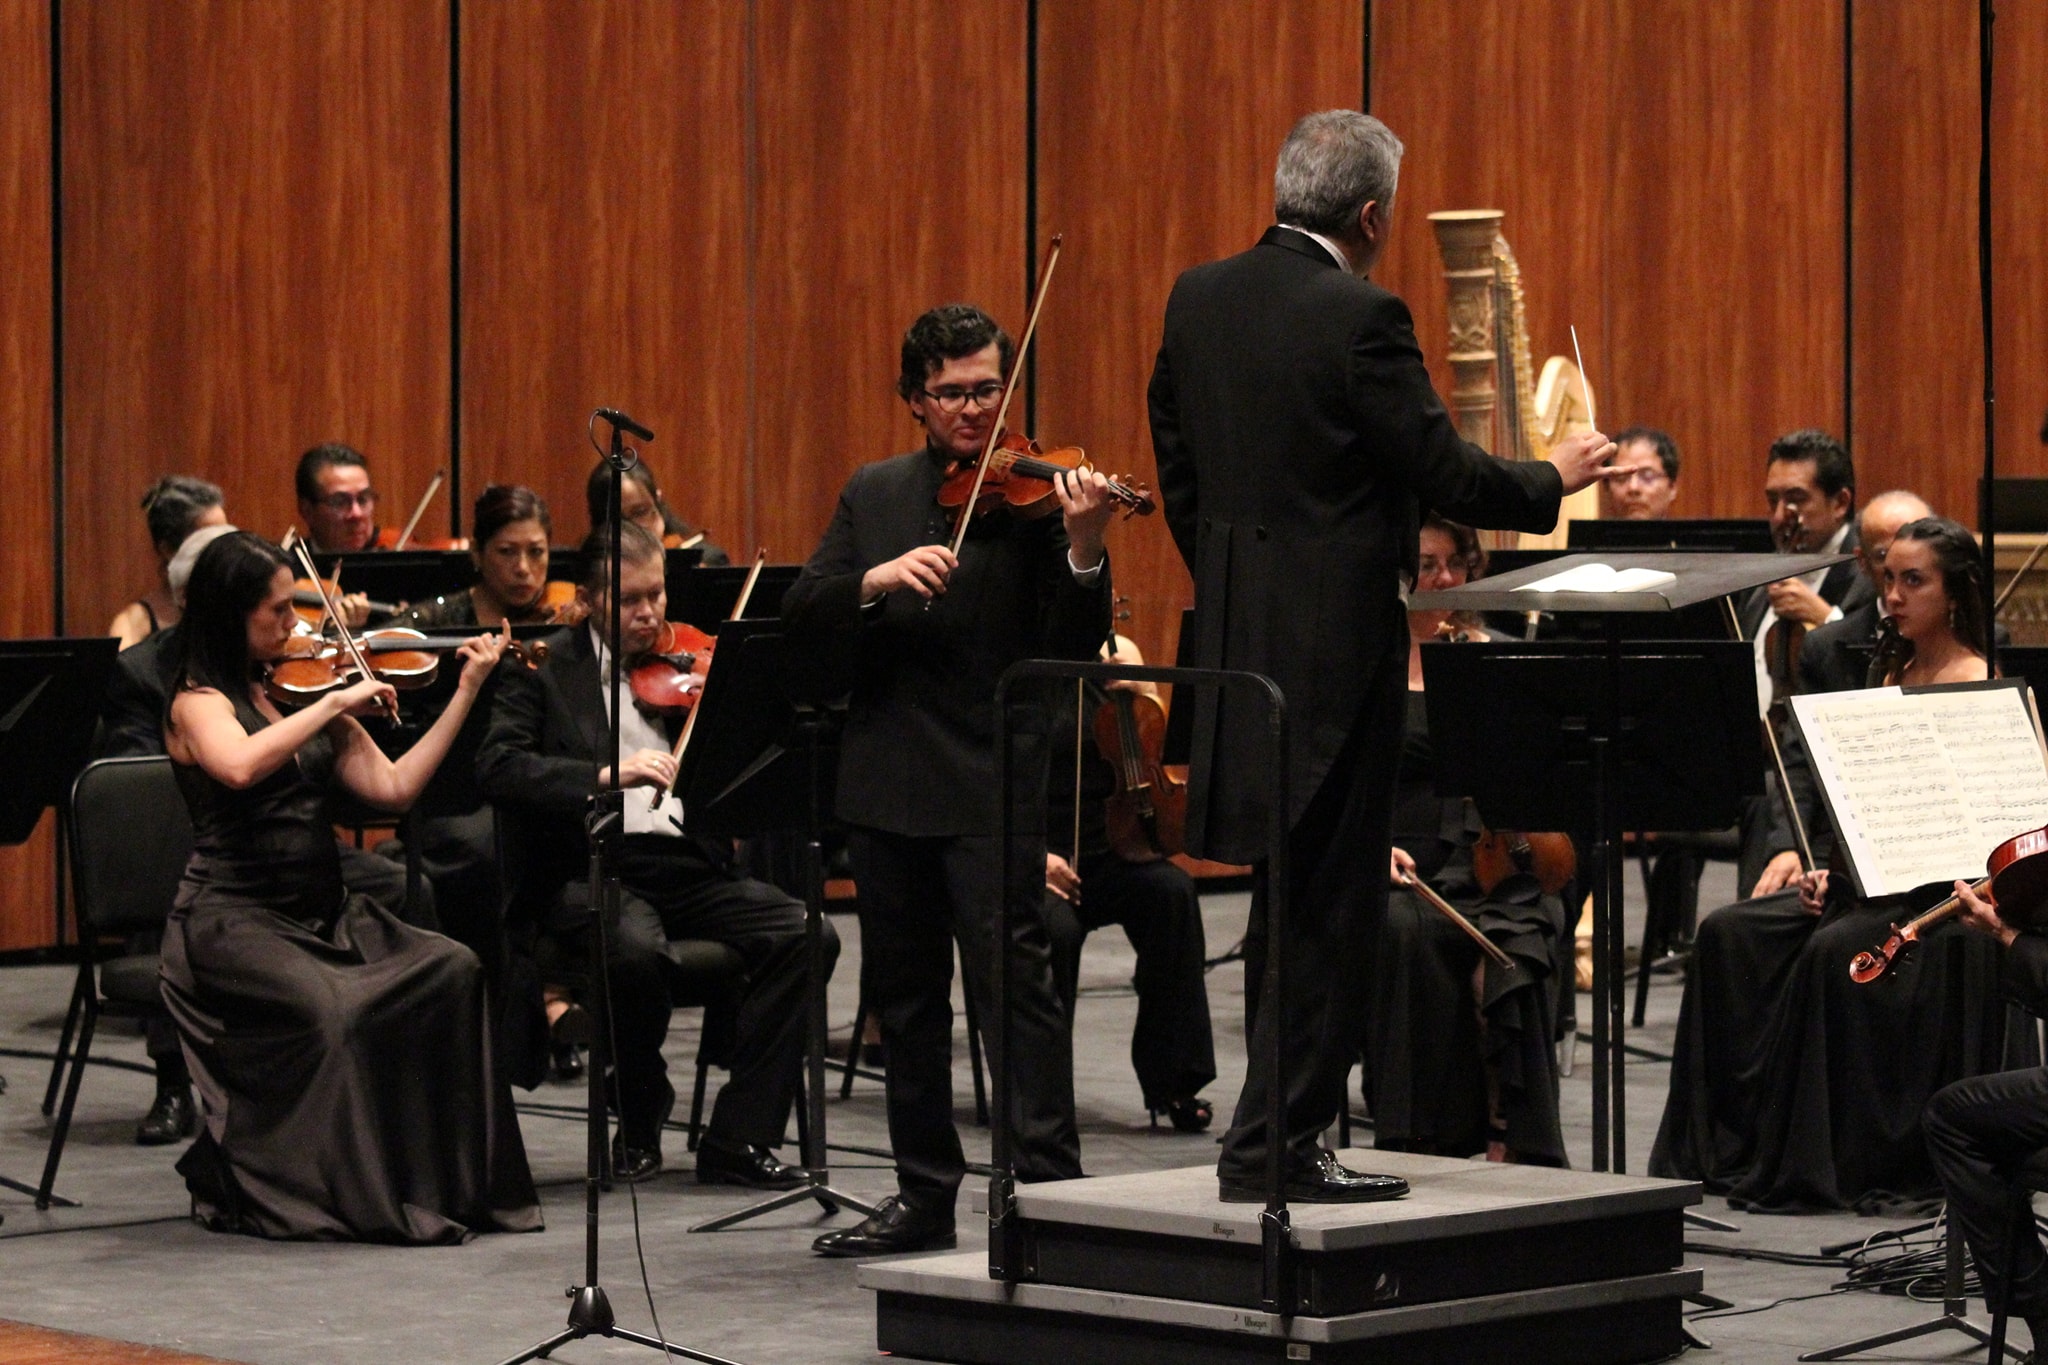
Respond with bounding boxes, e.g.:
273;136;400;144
496;410;745;1365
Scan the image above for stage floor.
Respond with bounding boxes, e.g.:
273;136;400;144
0;863;2021;1364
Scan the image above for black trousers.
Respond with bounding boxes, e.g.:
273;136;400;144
569;835;827;1150
1043;850;1215;1109
1218;625;1405;1182
846;825;1082;1213
1925;1066;2048;1320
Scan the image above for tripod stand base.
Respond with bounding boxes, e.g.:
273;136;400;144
1798;1304;2017;1362
0;1172;79;1208
689;1179;875;1234
495;1285;750;1365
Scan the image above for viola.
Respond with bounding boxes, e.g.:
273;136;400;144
265;628;545;709
937;431;1156;524
1849;824;2048;984
1089;684;1186;862
626;620;715;715
1472;828;1577;897
540;580;590;627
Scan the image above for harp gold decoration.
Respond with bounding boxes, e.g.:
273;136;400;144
1427;209;1600;551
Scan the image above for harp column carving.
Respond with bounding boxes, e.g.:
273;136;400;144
1427;210;1507;450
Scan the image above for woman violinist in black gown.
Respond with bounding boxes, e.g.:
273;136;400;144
158;531;541;1243
1360;515;1570;1165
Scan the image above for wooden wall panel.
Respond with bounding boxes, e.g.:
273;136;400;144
61;0;451;633
1852;1;1981;520
1992;2;2048;486
460;1;748;555
0;0;56;949
1035;0;1365;672
1371;0;1615;492
750;0;1027;567
1602;0;1846;523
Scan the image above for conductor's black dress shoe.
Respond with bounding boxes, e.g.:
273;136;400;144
136;1087;196;1146
1218;1149;1409;1204
811;1195;956;1257
695;1139;809;1190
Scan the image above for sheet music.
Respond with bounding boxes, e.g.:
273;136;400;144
1512;562;1677;594
1791;682;2048;897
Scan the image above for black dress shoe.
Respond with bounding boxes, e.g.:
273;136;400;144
550;1041;586;1082
695;1139;809;1190
550;1002;594;1047
137;1087;196;1146
610;1134;663;1183
812;1195;956;1257
1218;1149;1410;1204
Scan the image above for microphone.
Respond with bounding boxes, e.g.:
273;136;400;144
594;408;655;442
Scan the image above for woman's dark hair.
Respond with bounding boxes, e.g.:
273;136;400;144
164;532;291;718
1892;515;1988;657
584;458;683;537
1421;512;1487;579
896;304;1015;402
141;474;224;553
576;520;665;595
473;484;551;548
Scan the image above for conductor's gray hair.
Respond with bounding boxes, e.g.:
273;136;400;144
1273;110;1404;237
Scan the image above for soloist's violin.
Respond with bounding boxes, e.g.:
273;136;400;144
1849;824;2048;984
937;432;1155;523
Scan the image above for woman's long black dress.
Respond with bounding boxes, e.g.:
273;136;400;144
158;694;542;1243
1360;691;1570;1164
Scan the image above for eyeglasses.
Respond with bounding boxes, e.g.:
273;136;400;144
1615;467;1671;488
920;381;1006;415
1416;556;1472;581
314;490;378;512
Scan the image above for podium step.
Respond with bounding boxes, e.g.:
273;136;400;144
862;1253;1701;1365
874;1151;1703;1364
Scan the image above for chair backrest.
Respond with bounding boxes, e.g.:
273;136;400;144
68;756;192;939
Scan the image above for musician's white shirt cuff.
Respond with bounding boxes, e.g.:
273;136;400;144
1068;549;1105;584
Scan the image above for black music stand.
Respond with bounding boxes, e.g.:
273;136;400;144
0;637;118;1213
1569;518;1775;552
1413;551;1845;1174
675;620;877;1234
669;563;797;631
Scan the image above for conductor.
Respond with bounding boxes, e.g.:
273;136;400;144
1148;110;1624;1202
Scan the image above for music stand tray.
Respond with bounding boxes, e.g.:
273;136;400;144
673;619;874;1233
1412;551;1846;1174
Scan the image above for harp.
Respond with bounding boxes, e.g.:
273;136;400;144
1428;210;1600;550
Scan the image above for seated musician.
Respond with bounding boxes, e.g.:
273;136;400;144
1362;515;1569;1165
97;523;437;1147
157;531;539;1241
584;457;731;566
1042;633;1216;1133
1652;516;2034;1211
397;484;562;630
297;443;383;553
476;521;825;1185
1927;879;2048;1349
1595;427;1679;522
108;475;226;649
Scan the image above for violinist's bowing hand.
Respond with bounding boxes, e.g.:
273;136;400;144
1046;852;1082;904
862;546;958;603
338;591;373;630
1795;868;1830;915
1753;849;1805;898
1389;846;1418;889
453;624;509;695
1955;879;2019;948
604;748;678;791
1055;466;1115;570
333;675;399;720
1544;431;1624;496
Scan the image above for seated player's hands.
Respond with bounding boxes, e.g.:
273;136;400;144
338;591;373;630
453;623;510;696
1795;867;1830;915
1046;852;1081;904
1954;879;2018;948
1766;576;1832;630
862;546;958;603
331;675;399;719
1752;849;1805;898
1544;430;1623;496
605;748;677;790
1055;466;1115;571
1389;846;1418;889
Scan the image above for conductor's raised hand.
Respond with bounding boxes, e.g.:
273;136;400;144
453;623;510;696
861;545;959;604
1545;431;1624;496
1055;466;1115;570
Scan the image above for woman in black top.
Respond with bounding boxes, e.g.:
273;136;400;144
399;484;559;631
158;531;540;1242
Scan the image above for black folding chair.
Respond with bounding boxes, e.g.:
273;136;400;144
34;757;193;1210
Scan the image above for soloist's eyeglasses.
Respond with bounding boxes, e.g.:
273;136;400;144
920;382;1006;415
314;490;379;512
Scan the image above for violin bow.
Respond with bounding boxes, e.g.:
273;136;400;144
392;467;446;551
288;540;400;723
946;234;1065;559
655;548;769;811
1398;869;1518;971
